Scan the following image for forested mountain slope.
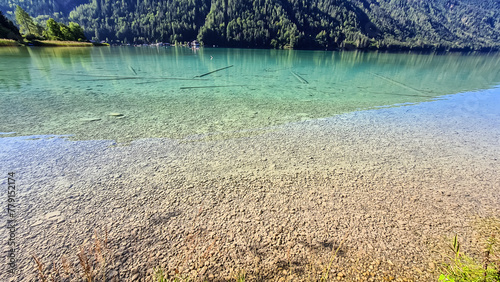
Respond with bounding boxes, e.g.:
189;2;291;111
1;0;499;50
0;10;21;40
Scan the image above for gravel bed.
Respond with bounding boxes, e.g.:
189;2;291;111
1;96;499;281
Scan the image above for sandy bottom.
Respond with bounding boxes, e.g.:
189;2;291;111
1;89;500;281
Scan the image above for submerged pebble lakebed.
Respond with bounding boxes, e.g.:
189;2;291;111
1;47;500;280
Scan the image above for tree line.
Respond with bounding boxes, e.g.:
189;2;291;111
1;5;86;41
1;0;499;51
0;10;21;40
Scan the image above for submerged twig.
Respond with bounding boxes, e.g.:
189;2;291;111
76;77;140;81
128;66;137;75
180;85;246;89
370;72;426;96
290;70;309;84
76;76;209;82
194;65;234;78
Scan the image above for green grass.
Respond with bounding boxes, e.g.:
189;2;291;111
0;38;20;46
438;217;500;282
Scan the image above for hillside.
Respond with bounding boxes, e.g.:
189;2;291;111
0;0;499;51
0;10;21;40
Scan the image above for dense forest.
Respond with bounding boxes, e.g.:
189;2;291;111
0;10;21;40
0;0;499;51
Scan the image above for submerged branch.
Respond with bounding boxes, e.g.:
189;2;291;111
128;66;137;75
70;74;209;82
194;65;234;78
180;85;246;89
370;72;426;96
290;70;309;84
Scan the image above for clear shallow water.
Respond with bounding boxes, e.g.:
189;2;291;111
1;46;500;142
1;47;500;281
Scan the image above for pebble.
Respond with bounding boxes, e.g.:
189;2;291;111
31;220;43;227
107;270;118;279
45;211;61;219
8;113;495;282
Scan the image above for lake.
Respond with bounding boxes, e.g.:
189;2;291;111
1;47;500;142
1;47;500;280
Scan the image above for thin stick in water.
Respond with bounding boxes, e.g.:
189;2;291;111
290;70;309;84
76;77;140;81
194;65;234;78
128;66;137;75
370;72;425;96
180;85;246;89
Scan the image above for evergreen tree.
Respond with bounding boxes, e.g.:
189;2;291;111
15;5;39;36
1;0;499;50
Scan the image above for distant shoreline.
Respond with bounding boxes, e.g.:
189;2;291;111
1;38;499;53
0;38;109;47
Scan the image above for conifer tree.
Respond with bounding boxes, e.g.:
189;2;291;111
15;5;38;36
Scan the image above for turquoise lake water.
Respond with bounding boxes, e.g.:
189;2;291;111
1;47;499;142
1;47;500;281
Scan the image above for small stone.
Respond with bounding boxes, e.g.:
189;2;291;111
31;220;43;227
199;266;207;275
253;256;261;264
428;262;435;270
130;273;139;280
45;211;61;219
107;270;118;279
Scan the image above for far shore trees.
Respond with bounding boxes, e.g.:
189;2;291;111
44;18;86;41
12;5;86;42
0;11;22;40
15;5;43;38
3;0;500;50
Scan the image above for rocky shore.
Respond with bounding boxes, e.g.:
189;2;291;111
1;94;499;281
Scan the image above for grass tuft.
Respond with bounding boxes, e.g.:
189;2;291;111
438;217;500;281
